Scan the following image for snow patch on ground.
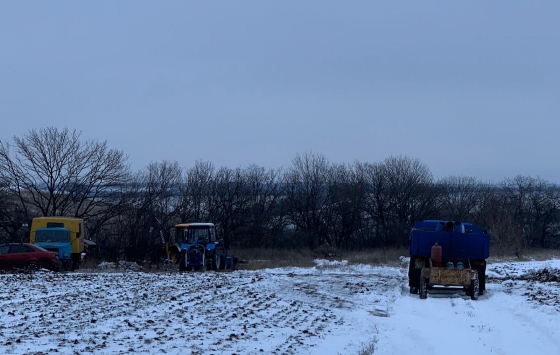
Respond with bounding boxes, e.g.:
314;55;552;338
0;258;559;354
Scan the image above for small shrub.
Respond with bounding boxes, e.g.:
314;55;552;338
356;341;377;355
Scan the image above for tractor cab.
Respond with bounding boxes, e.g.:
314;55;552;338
176;223;216;246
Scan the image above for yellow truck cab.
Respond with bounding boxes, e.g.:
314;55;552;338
30;217;86;271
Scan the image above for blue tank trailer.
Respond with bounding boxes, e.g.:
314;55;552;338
408;220;490;300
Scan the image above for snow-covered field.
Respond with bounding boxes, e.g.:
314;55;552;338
1;258;560;355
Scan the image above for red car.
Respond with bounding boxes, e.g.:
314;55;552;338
0;243;62;272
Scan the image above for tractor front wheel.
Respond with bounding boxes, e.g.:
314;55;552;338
178;251;186;271
212;254;221;271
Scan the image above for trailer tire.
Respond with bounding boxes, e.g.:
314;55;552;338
419;277;428;299
477;267;486;295
470;279;480;300
408;257;420;289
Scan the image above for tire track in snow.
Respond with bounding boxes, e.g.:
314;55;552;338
375;282;560;355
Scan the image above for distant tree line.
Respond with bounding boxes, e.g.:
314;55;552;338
1;127;559;261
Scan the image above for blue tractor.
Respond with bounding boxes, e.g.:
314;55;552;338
174;223;229;271
408;220;490;299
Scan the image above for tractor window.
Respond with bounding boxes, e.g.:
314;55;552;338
186;228;210;243
35;230;70;243
174;228;183;245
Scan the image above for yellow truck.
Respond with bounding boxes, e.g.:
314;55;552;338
30;217;86;271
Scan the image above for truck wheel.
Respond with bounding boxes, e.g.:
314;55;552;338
419;277;428;299
63;260;72;272
71;256;80;271
470;279;480;300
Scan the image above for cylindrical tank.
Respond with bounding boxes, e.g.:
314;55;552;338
453;221;465;233
431;242;442;267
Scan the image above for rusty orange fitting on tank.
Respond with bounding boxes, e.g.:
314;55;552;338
431;242;442;267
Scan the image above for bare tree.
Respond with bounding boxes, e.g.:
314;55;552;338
207;166;252;247
480;191;524;256
283;152;331;249
438;175;492;223
325;162;367;248
0;127;131;219
120;161;183;262
372;156;438;246
361;161;391;248
0;179;29;242
500;175;560;248
179;160;215;222
240;165;285;248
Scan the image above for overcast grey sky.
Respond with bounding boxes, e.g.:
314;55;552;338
1;1;559;182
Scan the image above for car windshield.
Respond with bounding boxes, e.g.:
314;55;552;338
35;230;70;243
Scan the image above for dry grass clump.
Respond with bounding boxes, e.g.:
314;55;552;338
230;247;409;270
489;248;560;263
341;248;408;267
231;248;316;270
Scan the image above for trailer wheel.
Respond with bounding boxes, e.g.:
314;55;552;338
470;279;480;300
477;267;486;295
419;277;428;299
